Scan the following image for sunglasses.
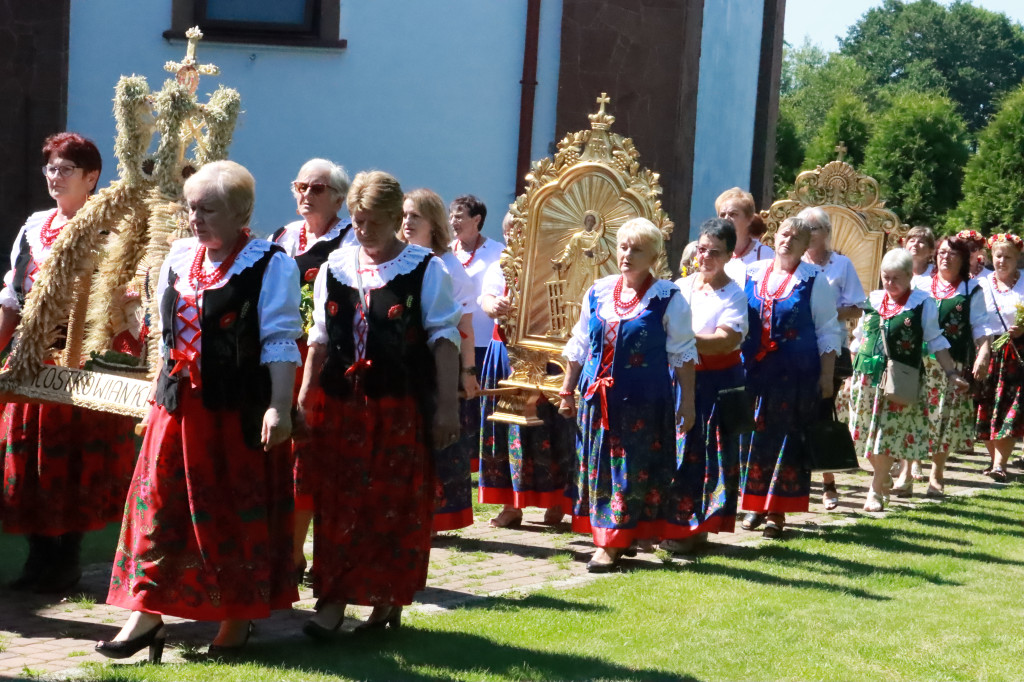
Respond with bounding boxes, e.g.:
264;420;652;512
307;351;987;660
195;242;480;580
292;181;336;196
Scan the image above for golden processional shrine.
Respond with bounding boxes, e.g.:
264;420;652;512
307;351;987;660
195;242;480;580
0;32;905;425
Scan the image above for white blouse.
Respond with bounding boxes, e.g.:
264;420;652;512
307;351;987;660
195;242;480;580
912;275;995;341
806;252;866;308
273;218;356;257
978;273;1024;333
724;237;774;286
851;288;950;355
562;276;698;368
439;250;478;313
308;243;462;352
746;260;845;355
157;238;303;367
0;210;58;311
674;274;749;345
479;258;507;303
450;237;504;348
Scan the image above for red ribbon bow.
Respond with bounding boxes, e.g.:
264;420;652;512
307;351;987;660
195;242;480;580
168;348;201;389
345;358;373;378
583;375;615;430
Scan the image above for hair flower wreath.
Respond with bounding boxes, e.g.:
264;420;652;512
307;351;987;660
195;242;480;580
956;229;986;248
987;233;1024;250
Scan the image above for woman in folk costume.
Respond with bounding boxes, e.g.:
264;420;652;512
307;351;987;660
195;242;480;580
400;187;479;532
272;157;354;581
558;218;697;573
99;160;302;661
663;218;748;553
298;171;461;637
739;217;844;538
904;235;993;497
0;133;137;594
847;249;968;512
976;233;1024;482
478;213;573;528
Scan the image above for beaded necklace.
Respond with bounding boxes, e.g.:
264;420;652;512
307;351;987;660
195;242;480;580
758;261;794;304
455;233;484;268
878;289;911;319
39;211;62;248
930;274;960;300
189;230;250;292
298;216;338;253
991;271;1020;293
613;274;653;316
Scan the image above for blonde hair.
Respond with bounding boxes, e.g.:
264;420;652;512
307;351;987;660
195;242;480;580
347;171;404;228
403;188;452;255
680;240;698;272
184;160;255;226
617;218;664;268
714;187;755;217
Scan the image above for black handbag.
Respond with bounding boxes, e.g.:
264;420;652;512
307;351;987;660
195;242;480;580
802;400;859;473
716;386;755;435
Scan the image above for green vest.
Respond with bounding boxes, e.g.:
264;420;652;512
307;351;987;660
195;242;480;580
854;300;925;385
936;283;977;366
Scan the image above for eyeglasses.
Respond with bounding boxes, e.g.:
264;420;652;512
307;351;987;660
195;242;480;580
292;181;335;196
42;164;81;178
697;246;724;258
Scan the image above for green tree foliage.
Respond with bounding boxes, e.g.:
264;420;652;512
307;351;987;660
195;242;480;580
946;84;1024;236
863;93;969;226
803;94;872;169
781;51;874;149
773;102;804;196
839;0;1024;132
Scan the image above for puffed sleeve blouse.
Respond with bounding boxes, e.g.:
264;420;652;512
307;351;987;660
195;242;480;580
562;276;698;368
851;288;951;356
674;274;749;345
0;210;58;311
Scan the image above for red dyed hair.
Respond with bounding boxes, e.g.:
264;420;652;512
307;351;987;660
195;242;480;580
42;132;102;180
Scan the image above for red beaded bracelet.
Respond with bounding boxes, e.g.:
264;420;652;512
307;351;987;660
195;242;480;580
558;390;575;398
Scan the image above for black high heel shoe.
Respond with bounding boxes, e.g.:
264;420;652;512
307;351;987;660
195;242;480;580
303;600;346;641
354;606;402;632
95;623;167;664
207;621;253;659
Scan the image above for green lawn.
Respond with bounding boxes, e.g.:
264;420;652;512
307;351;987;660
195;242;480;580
74;484;1024;681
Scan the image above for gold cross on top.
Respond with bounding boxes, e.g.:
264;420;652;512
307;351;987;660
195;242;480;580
595;92;611;116
834;141;848;162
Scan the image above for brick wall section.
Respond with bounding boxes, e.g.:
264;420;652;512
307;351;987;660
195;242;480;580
0;0;70;248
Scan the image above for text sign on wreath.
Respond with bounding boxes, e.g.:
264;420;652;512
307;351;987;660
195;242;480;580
0;367;151;418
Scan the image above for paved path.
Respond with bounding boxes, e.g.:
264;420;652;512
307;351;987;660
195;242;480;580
0;447;1014;678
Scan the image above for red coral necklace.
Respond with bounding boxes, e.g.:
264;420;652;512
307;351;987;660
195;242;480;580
758;261;794;303
879;289;911;319
189;230;250;292
931;275;960;300
613;274;653;316
455;233;484;268
992;271;1019;293
39;211;63;248
298;216;338;253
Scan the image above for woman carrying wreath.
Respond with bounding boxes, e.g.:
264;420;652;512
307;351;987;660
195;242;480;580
739;217;843;538
298;171;461;637
272;157;354;581
847;249;969;512
401;187;479;532
907;236;993;497
558;218;697;573
662;218;748;553
0;133;137;594
976;233;1024;482
99;160;302;660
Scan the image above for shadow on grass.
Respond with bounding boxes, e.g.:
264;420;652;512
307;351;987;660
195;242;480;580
242;628;697;682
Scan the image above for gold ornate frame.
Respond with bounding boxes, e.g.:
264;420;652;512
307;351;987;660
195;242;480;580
491;94;673;424
763;149;906;293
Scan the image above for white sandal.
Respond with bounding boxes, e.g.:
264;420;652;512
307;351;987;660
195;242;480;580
863;491;885;512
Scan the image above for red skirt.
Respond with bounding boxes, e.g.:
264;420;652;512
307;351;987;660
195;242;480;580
106;386;297;620
1;401;136;536
310;393;433;607
291;339;315;512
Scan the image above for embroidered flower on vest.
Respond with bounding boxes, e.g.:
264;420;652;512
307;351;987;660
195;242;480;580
388;304;405;320
219;312;237;329
327;301;339;316
304;267;319;283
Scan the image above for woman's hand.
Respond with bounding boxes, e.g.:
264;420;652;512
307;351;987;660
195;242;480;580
462;372;480;400
949;374;971;395
676;399;696;433
261;406;292;451
819;372;834;400
558;394;577;419
1011;325;1024;339
973;358;989;384
488;295;511;319
432;402;460;450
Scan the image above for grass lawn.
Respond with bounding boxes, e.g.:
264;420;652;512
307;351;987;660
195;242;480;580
70;484;1024;682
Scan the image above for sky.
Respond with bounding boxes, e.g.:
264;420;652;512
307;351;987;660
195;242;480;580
784;0;1024;52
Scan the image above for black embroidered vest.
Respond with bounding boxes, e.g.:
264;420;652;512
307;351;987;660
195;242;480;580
155;244;286;449
272;221;350;281
320;251;436;416
11;232;32;308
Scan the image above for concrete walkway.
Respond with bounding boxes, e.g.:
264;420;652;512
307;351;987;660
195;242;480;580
0;447;1013;678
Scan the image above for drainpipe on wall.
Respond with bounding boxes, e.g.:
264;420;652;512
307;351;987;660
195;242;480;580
515;0;542;197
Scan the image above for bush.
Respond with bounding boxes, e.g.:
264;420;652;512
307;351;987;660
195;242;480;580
863;92;969;226
946;84;1024;236
773;102;804;197
803;94;872;169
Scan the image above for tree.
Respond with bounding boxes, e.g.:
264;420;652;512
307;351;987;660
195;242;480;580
773;101;804;196
780;53;875;149
946;84;1024;236
839;0;1024;132
863;93;969;226
802;94;872;169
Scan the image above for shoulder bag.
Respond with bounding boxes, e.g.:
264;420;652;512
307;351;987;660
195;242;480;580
802;400;859;473
879;317;920;406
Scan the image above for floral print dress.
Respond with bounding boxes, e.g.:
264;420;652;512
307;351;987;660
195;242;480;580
976;273;1024;440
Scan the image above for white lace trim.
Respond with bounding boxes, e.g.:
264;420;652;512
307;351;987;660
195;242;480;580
165;237;275;291
276;219;346;257
23;210;58;266
868;287;930;312
261;338;301;365
591;275;677;320
668;351;694;368
326;243;433;286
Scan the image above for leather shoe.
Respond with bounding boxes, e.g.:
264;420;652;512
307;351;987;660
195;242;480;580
741;512;764;531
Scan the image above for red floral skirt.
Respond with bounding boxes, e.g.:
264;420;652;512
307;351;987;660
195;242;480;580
106;386;297;620
309;393;432;607
291;340;315;512
1;401;136;536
